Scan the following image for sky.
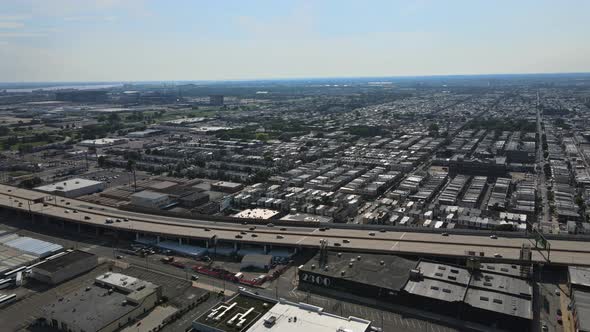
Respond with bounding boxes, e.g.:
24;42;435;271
0;0;589;82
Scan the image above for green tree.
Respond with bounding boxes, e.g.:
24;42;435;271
18;143;33;154
255;133;269;141
97;156;107;168
0;126;10;136
575;195;585;208
19;176;42;189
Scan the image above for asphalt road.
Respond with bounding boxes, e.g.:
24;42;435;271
2;183;590;265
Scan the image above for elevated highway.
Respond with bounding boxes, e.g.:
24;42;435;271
0;184;587;266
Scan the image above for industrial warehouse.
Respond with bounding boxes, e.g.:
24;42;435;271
40;272;162;332
192;290;373;332
298;251;533;331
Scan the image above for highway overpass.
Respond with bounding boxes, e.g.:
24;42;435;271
0;184;586;266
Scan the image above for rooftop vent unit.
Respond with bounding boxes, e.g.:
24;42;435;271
409;268;423;281
263;316;277;328
357;256;362;261
311;264;315;270
228;307;254;328
349;263;353;268
341;271;345;276
380;261;385;266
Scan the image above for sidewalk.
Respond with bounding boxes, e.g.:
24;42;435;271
560;284;574;332
121;305;178;332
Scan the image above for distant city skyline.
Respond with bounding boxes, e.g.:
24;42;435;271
1;0;589;82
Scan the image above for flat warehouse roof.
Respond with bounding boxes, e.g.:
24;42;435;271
34;250;95;273
247;301;371;332
35;178;104;192
41;284;138;332
300;252;417;292
464;288;532;319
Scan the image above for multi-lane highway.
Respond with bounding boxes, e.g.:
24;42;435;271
0;184;589;266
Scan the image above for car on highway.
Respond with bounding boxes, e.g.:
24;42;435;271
249;227;256;231
204;228;210;231
277;235;284;239
267;223;274;227
251;234;258;238
123;218;129;222
490;234;498;239
442;232;449;236
334;243;341;247
235;234;243;239
494;253;502;258
369;232;375;236
84;216;91;220
343;239;350;244
280;227;287;231
105;218;114;224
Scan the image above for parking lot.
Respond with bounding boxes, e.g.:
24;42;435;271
77;169;136;188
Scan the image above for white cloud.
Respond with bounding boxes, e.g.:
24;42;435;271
0;22;25;29
0;14;30;21
0;31;45;37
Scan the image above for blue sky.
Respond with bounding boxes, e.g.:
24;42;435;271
0;0;589;82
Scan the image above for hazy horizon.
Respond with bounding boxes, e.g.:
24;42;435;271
1;0;590;82
2;71;590;86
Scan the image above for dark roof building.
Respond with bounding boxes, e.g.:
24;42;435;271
299;252;533;331
32;250;97;286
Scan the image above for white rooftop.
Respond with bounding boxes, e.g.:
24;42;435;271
246;300;371;332
95;272;157;293
80;138;124;145
35;178;104;193
233;208;280;220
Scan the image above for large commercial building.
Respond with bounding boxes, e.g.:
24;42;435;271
192;290;372;332
79;138;127;147
41;272;161;332
0;233;63;276
298;252;533;331
32;250;97;285
130;190;171;209
35;178;106;198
